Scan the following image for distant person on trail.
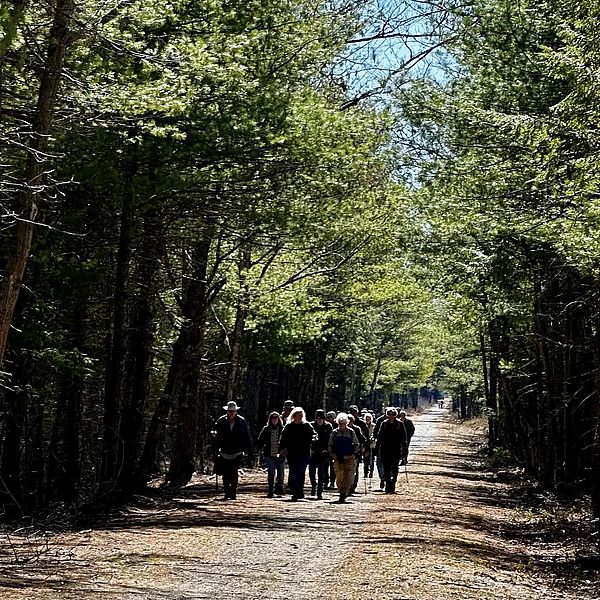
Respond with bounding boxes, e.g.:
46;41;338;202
212;401;253;501
347;412;367;495
363;412;376;478
281;400;295;422
325;410;337;489
377;407;407;494
399;410;415;465
373;411;387;490
308;409;333;499
257;411;285;498
279;407;315;501
328;412;359;504
348;405;370;491
279;400;295;492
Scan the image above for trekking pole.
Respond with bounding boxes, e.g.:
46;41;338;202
404;461;408;484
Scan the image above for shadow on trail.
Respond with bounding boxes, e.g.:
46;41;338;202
82;479;348;533
357;532;526;570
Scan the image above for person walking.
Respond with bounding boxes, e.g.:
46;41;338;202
308;409;333;499
363;412;376;478
325;411;337;489
280;400;294;422
399;410;415;465
373;411;387;490
212;400;253;500
328;412;359;504
348;413;367;495
377;407;407;494
257;411;285;497
279;407;315;501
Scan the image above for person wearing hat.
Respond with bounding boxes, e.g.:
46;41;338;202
308;409;333;499
280;399;295;422
377;407;407;494
212;400;253;500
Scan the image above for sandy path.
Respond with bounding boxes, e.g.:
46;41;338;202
1;407;597;599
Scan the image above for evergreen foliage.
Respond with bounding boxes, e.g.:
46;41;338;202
0;0;598;528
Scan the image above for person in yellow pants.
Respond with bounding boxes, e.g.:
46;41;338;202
328;413;359;503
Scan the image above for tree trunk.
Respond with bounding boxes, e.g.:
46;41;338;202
101;161;136;487
116;208;163;493
141;234;216;484
164;237;213;486
368;341;385;405
48;361;83;506
0;0;75;368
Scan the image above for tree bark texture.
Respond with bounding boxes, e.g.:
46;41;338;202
164;236;213;486
0;0;76;368
116;208;163;493
101;161;136;487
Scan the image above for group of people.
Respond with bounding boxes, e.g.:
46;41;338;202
212;399;415;504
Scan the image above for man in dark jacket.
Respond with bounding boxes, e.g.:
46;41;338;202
212;401;253;500
377;407;407;494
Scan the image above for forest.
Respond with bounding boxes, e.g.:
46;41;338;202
0;0;599;531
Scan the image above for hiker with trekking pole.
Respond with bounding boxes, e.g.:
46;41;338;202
399;410;415;466
376;407;407;494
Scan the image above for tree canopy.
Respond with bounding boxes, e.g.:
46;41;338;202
0;0;598;525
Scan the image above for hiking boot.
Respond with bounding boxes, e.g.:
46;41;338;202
267;492;274;498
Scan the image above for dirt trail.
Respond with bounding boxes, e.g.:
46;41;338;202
1;408;598;599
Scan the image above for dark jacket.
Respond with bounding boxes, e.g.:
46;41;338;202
310;420;333;454
402;418;415;442
373;413;386;443
377;419;407;458
214;414;253;457
349;423;367;453
352;416;370;450
328;427;359;457
279;421;315;461
257;424;283;458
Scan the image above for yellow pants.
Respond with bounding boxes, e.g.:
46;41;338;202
333;455;356;495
